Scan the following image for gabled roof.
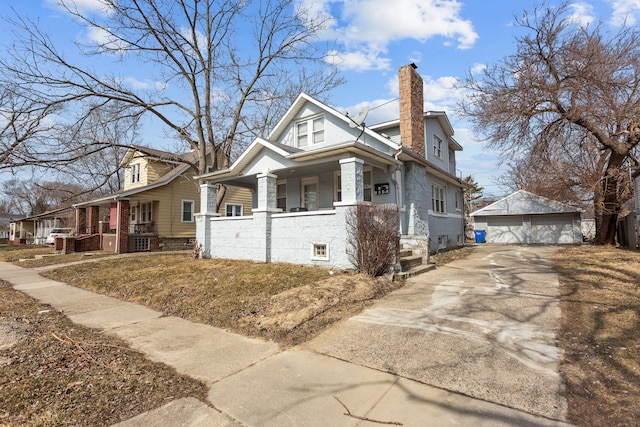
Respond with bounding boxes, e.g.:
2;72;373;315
74;163;192;208
370;111;462;151
121;145;198;167
268;93;400;152
470;190;582;217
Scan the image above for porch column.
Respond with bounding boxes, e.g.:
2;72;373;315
195;183;220;259
88;206;100;234
117;199;130;254
254;173;278;263
336;157;364;205
76;208;87;235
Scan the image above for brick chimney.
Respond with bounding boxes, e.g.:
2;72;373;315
399;64;425;157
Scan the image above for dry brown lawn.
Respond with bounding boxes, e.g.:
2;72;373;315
553;245;640;427
2;245;639;426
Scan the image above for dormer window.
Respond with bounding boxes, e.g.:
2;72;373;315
130;163;141;184
433;135;443;159
296;115;324;147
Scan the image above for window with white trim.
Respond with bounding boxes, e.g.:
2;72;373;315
312;243;329;260
334;168;372;202
182;200;195;222
296;115;324;148
130;205;137;222
455;190;462;211
130;163;141;184
226;204;243;217
433;134;443;159
432;184;446;213
140;201;152;223
277;181;287;211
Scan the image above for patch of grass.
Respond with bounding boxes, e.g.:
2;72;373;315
0;245;54;262
0;280;207;426
553;246;640;427
41;254;350;345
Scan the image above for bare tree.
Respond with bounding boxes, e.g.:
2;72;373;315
459;2;640;245
1;179;85;216
1;0;342;208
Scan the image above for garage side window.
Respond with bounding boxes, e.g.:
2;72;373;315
432;184;446;213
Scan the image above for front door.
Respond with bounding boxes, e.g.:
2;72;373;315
301;178;318;211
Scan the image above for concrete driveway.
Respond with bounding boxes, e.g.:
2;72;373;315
306;245;568;421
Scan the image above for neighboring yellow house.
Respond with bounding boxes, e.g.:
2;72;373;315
72;146;252;254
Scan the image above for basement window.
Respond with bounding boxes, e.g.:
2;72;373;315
134;237;150;251
311;243;329;260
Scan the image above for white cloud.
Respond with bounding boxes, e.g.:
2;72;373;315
86;25;128;52
470;63;486;75
568;2;596;27
46;0;114;16
607;0;640;26
300;0;478;72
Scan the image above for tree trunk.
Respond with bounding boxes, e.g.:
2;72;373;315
593;152;625;245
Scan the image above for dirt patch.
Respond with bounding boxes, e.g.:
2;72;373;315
553;245;640;427
240;273;403;346
0;280;208;426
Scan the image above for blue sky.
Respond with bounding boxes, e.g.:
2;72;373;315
2;0;639;196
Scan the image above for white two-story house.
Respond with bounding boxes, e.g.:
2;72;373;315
195;64;465;269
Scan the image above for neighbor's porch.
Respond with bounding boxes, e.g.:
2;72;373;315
74;198;160;254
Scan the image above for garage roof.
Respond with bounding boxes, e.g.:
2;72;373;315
471;190;582;216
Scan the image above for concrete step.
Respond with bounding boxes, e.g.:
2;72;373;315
400;254;423;270
397;263;436;278
399;248;413;258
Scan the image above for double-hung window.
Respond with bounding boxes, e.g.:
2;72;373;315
226;204;243;217
140;201;152;223
433;135;443;159
432;184;446;213
296;115;324;147
130;163;141;184
182;200;195;222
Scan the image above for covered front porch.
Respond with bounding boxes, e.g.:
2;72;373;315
197;153;403;269
73;198;160;254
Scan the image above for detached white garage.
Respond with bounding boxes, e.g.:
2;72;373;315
471;190;582;245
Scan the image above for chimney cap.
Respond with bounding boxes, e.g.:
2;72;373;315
410;63;418;69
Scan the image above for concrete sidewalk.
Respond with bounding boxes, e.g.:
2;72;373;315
0;259;572;426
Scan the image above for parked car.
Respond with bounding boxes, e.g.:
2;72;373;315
46;228;75;244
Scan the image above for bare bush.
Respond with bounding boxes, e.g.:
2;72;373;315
346;203;400;277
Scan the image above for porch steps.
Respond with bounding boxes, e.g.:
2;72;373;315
397;247;435;278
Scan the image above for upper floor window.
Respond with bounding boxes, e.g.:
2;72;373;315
297;115;324;147
130;163;141;184
182;200;195;222
433;135;443;160
432;184;446;213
